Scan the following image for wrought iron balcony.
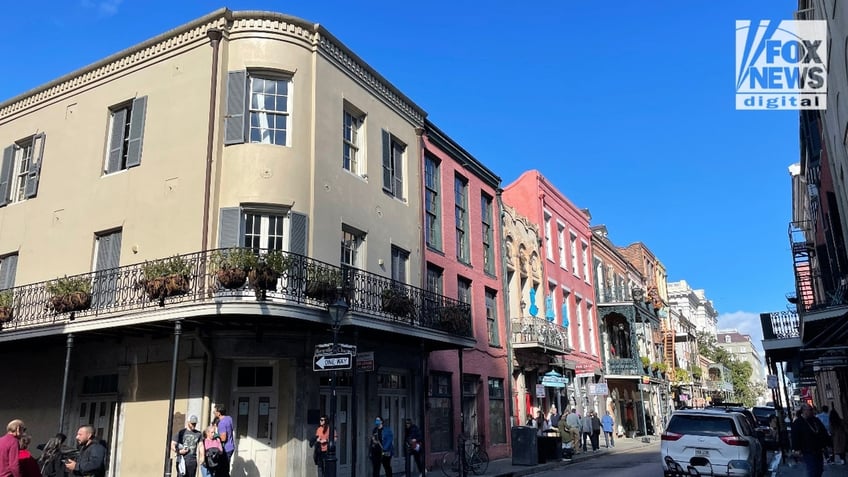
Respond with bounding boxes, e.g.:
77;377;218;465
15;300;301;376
511;314;570;354
760;311;800;340
606;357;642;376
0;248;472;339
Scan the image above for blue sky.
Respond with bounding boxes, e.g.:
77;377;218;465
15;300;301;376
1;1;800;349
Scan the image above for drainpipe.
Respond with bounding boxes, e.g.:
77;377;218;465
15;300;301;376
201;28;223;259
58;333;74;433
163;320;183;477
496;190;516;426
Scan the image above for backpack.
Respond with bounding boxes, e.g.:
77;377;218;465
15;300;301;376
205;446;222;469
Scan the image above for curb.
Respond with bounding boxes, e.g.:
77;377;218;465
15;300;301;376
486;439;659;477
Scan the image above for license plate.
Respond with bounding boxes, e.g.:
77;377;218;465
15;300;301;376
694;449;710;456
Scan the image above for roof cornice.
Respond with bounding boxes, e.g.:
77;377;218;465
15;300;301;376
424;120;500;187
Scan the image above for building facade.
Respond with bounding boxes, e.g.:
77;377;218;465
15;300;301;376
502;170;600;417
421;121;511;462
715;329;766;404
667;280;718;337
0;9;474;477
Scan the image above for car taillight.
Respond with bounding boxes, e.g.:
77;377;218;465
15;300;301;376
661;432;682;441
720;436;749;446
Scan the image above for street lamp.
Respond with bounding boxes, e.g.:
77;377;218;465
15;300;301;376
324;291;349;477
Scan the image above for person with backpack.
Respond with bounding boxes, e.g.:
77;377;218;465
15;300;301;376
198;425;226;477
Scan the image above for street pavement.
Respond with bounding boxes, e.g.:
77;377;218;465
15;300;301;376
472;434;659;477
773;455;848;477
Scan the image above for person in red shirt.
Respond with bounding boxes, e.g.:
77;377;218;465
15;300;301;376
0;419;26;477
16;435;40;477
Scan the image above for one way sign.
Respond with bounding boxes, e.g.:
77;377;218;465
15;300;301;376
313;353;352;371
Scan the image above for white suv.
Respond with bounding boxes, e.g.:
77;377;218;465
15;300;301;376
661;409;764;477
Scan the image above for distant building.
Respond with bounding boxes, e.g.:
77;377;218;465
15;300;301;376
715;329;766;402
667;280;718;336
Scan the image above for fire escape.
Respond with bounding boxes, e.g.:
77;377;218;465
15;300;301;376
789;221;816;311
662;319;675;372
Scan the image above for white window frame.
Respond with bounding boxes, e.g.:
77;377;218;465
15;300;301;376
557;222;566;269
562;287;572;348
581;241;590;283
341;224;366;267
544;211;553;261
248;75;292;146
569;232;579;278
587;301;597;356
10;139;34;204
243;210;289;252
343;107;364;175
575;296;585;352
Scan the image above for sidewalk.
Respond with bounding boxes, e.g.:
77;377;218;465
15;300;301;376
774;459;848;477
476;435;659;477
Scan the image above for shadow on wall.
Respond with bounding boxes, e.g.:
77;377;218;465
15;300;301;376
231;455;261;477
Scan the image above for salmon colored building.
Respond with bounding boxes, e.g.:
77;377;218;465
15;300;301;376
502;170;602;417
422;121;511;462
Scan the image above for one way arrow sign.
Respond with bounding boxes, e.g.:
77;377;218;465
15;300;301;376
313;353;352;371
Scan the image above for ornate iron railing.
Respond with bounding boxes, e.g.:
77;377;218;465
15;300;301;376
0;248;472;338
606;357;641;376
759;311;800;340
510;314;570;353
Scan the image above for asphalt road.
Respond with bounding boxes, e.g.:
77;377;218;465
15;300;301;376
527;446;661;477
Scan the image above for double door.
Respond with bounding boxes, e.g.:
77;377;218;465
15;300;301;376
232;392;277;477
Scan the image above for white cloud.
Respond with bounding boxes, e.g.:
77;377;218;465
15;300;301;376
716;310;765;355
80;0;123;16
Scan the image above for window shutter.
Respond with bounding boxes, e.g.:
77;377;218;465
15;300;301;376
288;212;308;256
24;133;45;198
381;130;391;192
125;96;147;168
393;144;403;198
0;255;18;290
218;207;243;248
93;231;122;309
106;108;128;174
0;145;14;207
225;71;247;145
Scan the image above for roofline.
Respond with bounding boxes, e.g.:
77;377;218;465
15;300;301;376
424;120;501;188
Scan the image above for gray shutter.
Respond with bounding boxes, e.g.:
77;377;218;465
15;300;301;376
106;108;128;174
0;255;18;290
218;207;243;248
24;133;45;198
0;145;14;207
381;130;391;192
93;231;122;309
225;71;247;145
393;143;403;198
125;96;147;168
288;212;308;256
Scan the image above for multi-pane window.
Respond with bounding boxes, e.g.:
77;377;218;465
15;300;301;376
455;176;469;262
587;303;597;355
485;289;499;346
557;224;566;268
488;378;506;444
391;246;409;283
426;264;444;295
104;97;147;174
562;289;572;348
244;213;285;251
249;77;290;146
544;212;553;260
481;194;494;274
576;297;585;352
12;140;33;203
570;233;579;277
425;156;441;249
582;242;590;282
457;277;471;304
428;372;453;452
382;131;405;199
341;226;365;267
342;109;363;174
1;133;45;207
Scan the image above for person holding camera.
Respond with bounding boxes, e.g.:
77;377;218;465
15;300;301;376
37;434;71;477
64;425;106;477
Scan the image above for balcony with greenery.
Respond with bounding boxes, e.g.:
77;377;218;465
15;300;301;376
0;248;473;341
511;314;570;355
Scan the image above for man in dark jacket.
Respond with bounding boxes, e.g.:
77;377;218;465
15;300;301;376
65;425;106;477
791;403;828;477
403;419;424;477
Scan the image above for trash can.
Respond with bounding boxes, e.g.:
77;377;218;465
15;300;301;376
511;426;538;466
537;435;560;463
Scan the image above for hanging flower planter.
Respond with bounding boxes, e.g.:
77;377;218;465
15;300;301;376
47;277;92;314
381;288;414;317
138;256;192;303
438;305;470;334
211;248;258;290
305;264;342;303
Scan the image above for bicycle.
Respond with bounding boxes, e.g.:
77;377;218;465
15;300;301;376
440;434;489;477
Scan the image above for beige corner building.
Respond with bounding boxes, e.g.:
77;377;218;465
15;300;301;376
0;9;474;477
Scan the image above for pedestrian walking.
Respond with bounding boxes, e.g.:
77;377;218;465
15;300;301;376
791;403;829;477
590;411;601;452
601;411;615;448
564;409;581;453
830;409;846;465
198;425;224;477
369;416;393;477
1;419;26;477
580;412;593;453
313;415;335;477
213;406;235;469
403;419;424;477
64;425;107;477
172;415;202;477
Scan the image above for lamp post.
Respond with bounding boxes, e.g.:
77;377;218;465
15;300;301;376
324;292;349;477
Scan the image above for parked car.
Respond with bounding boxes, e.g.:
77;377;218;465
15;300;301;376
661;409;765;477
751;406;776;428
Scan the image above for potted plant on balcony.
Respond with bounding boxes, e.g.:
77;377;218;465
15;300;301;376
138;256;192;302
211;248;257;290
381;288;414;317
691;367;703;382
0;290;13;324
657;362;669;379
674;367;689;383
249;250;297;299
438;305;470;333
47;276;92;314
305;263;342;303
640;356;650;372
